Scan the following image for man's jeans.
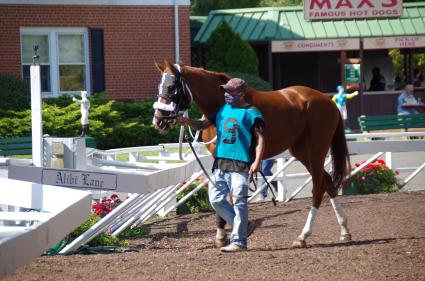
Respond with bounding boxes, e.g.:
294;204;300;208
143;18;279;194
209;169;249;247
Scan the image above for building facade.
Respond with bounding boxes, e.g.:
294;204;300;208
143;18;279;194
193;3;425;129
0;0;191;100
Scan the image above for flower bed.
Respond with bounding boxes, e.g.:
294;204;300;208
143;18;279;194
177;179;213;214
345;159;399;195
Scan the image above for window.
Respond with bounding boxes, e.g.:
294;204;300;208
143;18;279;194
20;28;90;97
21;35;51;92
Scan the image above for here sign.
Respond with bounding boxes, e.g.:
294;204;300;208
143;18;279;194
304;0;403;20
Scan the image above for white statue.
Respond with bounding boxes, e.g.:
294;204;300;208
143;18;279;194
72;91;90;136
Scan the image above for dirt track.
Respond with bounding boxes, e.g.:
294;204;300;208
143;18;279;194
2;192;425;281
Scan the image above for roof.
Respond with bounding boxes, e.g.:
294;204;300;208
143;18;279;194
190;16;207;44
193;2;425;44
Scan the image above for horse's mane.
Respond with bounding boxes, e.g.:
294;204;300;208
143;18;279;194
185;66;230;82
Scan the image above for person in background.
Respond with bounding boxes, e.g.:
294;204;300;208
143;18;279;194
393;74;405;91
260;159;277;198
397;84;419;115
368;67;386;91
413;69;424;88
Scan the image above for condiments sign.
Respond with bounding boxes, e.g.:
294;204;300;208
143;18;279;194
304;0;403;20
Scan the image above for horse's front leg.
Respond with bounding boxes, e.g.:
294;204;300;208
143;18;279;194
330;197;351;241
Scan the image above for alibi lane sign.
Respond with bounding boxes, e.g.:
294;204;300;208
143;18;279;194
304;0;403;20
42;168;117;190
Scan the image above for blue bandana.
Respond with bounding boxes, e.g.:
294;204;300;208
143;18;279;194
224;92;241;105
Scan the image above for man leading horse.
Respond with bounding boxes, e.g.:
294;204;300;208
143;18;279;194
177;78;265;252
153;61;352;250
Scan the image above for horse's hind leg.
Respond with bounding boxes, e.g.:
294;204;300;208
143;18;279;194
288;140;325;248
323;173;351;242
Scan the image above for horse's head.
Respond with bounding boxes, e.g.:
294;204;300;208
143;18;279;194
152;61;192;134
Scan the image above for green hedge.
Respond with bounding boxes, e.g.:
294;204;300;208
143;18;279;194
0;92;202;149
0;74;30;110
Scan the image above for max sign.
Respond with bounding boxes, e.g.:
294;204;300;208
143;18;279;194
305;0;403;20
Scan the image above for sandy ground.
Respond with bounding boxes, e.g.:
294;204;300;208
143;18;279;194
2;191;425;281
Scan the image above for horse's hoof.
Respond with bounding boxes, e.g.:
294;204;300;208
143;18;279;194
292;239;306;248
340;233;352;242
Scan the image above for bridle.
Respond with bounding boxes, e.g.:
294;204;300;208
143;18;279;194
153;65;193;123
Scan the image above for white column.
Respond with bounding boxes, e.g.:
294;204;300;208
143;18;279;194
174;0;180;62
30;65;43;167
385;152;393;169
276;157;287;202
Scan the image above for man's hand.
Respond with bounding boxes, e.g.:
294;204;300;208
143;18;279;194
249;160;261;174
176;116;188;126
72;97;77;102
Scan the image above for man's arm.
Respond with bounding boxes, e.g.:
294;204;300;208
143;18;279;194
249;129;265;174
177;116;212;131
347;91;358;99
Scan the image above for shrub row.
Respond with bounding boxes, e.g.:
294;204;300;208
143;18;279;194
0;92;202;149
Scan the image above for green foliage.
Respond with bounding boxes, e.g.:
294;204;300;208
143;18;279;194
0;75;30;110
177;179;213;214
0;92;203;148
259;0;302;6
191;0;261;16
190;0;306;16
118;224;152;239
228;71;273;91
66;213;128;247
388;50;425;88
206;21;259;76
349;159;399;194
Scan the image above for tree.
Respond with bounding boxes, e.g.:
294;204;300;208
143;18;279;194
191;0;261;16
259;0;302;6
206;21;259;76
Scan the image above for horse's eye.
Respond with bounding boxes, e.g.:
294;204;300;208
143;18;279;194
167;85;176;92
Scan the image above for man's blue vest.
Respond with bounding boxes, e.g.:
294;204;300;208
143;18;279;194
215;104;263;163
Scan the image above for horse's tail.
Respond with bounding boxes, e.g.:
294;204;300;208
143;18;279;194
330;114;351;190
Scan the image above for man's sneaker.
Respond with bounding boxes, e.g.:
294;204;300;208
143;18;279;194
247;220;257;237
220;243;247;252
215;228;227;248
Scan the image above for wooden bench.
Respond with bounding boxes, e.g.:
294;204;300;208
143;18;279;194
358;113;425;132
0;137;32;156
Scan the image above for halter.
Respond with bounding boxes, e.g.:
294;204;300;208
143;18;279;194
153;65;193;121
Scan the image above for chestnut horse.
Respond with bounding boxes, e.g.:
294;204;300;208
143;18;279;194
153;61;352;248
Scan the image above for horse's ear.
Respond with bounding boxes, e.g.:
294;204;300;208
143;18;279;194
164;60;177;75
154;61;165;73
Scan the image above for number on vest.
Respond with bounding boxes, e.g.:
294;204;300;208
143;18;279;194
222;118;238;144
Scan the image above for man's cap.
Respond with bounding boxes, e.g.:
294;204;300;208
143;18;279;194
219;78;246;92
336;85;343;91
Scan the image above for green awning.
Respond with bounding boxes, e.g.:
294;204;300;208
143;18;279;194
193;2;425;44
190;16;207;44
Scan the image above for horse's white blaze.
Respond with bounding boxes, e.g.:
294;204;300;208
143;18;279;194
298;206;317;240
153;101;176;111
152;71;177;132
330;198;350;235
